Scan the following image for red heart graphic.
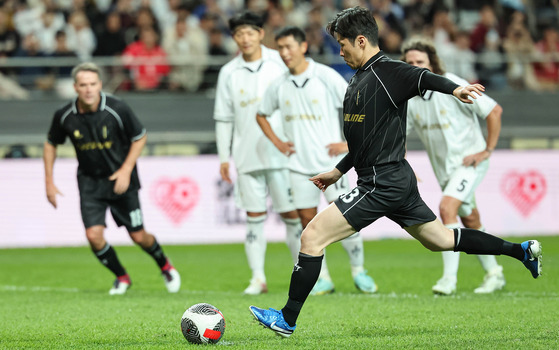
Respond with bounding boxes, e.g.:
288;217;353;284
500;170;546;217
151;177;200;225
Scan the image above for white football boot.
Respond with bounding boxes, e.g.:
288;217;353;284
432;276;457;295
243;278;268;295
109;277;131;295
474;265;505;294
162;266;181;293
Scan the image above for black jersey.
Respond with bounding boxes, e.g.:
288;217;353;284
47;92;146;190
336;52;433;175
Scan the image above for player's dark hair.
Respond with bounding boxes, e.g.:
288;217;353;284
275;26;306;43
400;37;446;75
71;62;102;82
228;11;264;32
326;7;378;46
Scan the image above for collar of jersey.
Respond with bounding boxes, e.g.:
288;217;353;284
360;50;385;72
238;45;271;71
72;91;107;114
289;58;315;86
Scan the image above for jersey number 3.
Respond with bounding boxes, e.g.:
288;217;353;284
341;188;360;204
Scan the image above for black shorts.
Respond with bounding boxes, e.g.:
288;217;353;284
78;174;144;232
334;159;436;231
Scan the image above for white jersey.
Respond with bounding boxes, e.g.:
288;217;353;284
259;59;348;175
214;45;287;174
406;72;498;186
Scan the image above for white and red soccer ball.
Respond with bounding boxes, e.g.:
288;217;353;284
181;303;225;344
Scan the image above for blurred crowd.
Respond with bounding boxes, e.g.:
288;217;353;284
0;0;559;99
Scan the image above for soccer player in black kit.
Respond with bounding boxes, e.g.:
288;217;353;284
250;7;542;337
43;62;181;295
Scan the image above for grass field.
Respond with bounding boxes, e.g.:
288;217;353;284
1;236;557;349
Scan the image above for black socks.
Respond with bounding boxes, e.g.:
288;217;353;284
281;253;323;327
142;240;168;268
94;244;126;277
453;228;525;261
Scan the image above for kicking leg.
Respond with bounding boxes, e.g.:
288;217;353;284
250;203;355;336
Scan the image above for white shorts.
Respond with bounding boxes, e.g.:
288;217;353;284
234;169;295;213
290;171;352;209
442;160;489;217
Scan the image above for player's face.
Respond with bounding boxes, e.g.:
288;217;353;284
74;71;102;109
404;50;432;72
232;25;264;59
336;34;364;70
276;35;307;72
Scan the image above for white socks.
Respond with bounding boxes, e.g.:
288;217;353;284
341;232;365;278
245;215;267;282
282;217;302;264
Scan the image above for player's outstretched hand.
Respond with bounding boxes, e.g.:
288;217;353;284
109;168;132;195
309;168;343;192
46;182;63;208
220;162;232;183
453;84;485;104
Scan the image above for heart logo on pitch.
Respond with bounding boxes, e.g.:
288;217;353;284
151;177;200;225
500;170;546;217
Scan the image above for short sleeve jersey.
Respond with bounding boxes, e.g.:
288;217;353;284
213;45;288;174
339;51;429;174
259;59;348;174
406;72;497;185
47;92;146;190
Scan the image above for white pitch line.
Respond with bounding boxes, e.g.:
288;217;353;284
1;285;80;293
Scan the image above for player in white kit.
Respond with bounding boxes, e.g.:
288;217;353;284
256;26;377;294
403;38;505;294
214;12;302;295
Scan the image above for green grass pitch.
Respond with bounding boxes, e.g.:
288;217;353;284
0;236;557;349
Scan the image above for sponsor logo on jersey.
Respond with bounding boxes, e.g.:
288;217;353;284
285;114;322;122
77;141;113;151
240;96;261;108
344;113;365;122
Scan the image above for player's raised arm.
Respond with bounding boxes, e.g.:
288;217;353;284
256;113;294;156
43;141;63;208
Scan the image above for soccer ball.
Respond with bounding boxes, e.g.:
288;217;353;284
180;303;226;344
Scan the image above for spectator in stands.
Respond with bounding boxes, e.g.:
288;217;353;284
114;0;137;34
14;33;48;89
122;26;170;91
65;10;96;60
0;8;20;64
12;0;41;38
162;16;208;91
262;5;285;49
445;31;479;84
200;27;230;90
35;9;66;54
47;30;78;97
125;7;159;44
469;5;503;53
94;11;127;56
476;26;507;90
51;30;77;76
502;12;540;90
532;24;559;90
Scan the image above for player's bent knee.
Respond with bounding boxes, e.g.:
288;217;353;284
300;224;326;256
129;229;147;244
